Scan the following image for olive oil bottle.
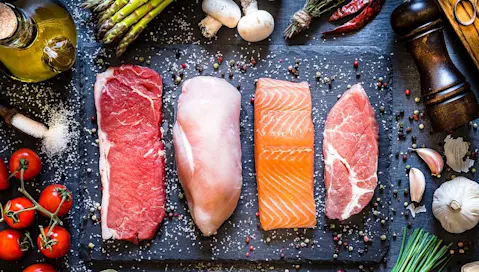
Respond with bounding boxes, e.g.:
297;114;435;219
0;0;77;83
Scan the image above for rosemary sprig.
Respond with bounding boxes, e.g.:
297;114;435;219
284;0;347;39
392;228;452;272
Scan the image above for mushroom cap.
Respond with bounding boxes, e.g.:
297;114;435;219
202;0;241;28
237;10;274;42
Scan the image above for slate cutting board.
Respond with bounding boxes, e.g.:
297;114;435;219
78;44;393;265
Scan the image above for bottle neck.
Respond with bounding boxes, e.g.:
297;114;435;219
0;3;37;49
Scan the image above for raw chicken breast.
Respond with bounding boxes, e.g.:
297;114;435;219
173;76;242;236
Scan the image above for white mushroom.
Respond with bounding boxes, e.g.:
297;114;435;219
237;0;274;42
199;0;241;38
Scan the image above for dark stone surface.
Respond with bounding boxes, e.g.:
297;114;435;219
78;44;392;266
1;0;479;271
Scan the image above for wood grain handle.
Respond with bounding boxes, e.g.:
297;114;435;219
391;0;479;131
0;104;18;125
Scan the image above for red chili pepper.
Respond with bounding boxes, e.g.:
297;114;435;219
322;0;383;35
329;0;371;21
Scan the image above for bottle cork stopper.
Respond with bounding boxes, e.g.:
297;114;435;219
0;3;18;40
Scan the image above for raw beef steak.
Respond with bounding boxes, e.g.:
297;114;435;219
323;84;379;221
95;65;166;243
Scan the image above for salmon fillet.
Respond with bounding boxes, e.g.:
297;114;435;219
254;78;317;231
323;84;379;221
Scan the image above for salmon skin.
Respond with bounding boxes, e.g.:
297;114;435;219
254;78;317;231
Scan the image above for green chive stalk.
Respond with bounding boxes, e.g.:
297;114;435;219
392;228;452;272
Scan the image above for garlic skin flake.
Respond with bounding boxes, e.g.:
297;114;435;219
406;203;426;218
444;135;475;173
432;176;479;234
409;167;426;203
412;148;444;176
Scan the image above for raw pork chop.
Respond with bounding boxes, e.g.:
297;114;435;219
95;65;165;243
173;76;242;236
254;78;317;230
323;84;379;221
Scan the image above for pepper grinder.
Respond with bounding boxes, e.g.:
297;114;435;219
391;0;479;131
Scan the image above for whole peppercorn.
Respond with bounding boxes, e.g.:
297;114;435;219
405;89;411;96
353;59;359;68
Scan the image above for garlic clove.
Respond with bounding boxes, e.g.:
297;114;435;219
409;167;426;203
411;148;444;176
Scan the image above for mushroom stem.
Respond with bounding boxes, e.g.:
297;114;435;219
450;200;461;211
199;15;223;38
241;0;258;15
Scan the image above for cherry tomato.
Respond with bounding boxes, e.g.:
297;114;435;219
0;229;29;261
3;197;36;229
9;148;41;181
37;226;70;259
0;160;9;190
38;184;73;217
23;264;56;272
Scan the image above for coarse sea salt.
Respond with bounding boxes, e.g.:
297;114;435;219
42;108;73;157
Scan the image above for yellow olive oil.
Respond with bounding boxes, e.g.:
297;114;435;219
0;0;77;83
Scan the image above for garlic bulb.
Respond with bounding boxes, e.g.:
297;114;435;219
409;168;426;202
462;261;479;272
432;176;479;234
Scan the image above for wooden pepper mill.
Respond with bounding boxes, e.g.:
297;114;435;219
391;0;479;131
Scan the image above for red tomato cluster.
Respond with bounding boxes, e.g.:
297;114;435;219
0;148;73;270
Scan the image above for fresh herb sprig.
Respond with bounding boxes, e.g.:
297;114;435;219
392;228;452;272
284;0;346;39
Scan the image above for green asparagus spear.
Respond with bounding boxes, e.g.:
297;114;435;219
81;0;105;9
116;0;173;56
93;0;115;13
99;0;130;25
103;0;164;44
98;0;150;36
